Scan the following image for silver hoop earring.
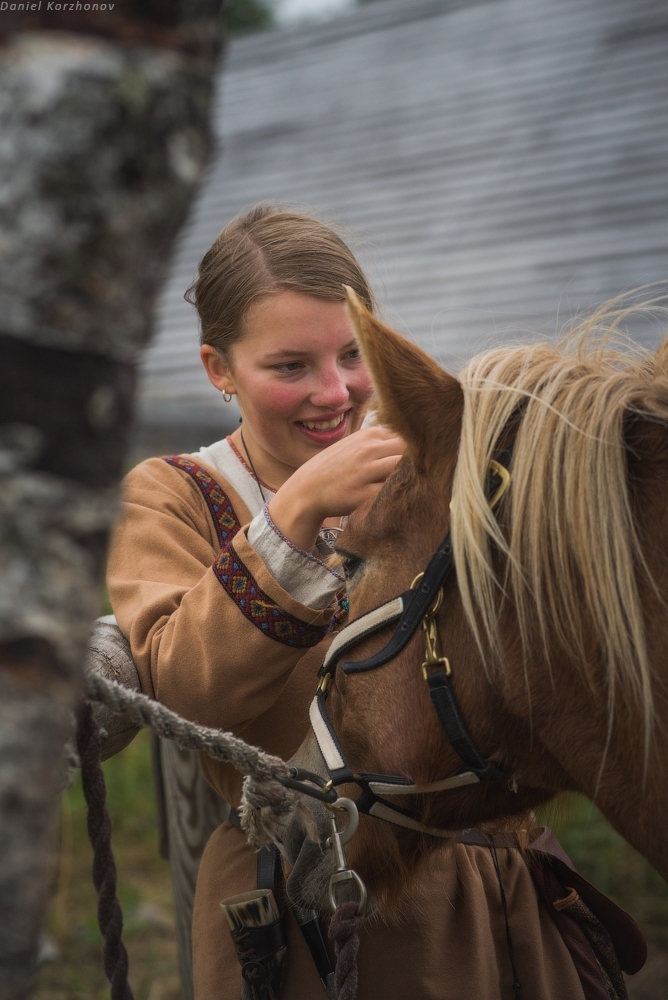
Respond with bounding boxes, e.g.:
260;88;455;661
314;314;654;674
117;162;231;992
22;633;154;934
222;391;233;403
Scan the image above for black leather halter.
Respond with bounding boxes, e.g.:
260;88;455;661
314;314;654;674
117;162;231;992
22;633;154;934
278;453;515;835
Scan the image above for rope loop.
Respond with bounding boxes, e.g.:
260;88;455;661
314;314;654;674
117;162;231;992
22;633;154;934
77;668;333;995
76;699;134;1000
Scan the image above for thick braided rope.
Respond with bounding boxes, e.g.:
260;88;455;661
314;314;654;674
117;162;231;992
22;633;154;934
328;901;365;1000
76;700;134;1000
83;670;317;848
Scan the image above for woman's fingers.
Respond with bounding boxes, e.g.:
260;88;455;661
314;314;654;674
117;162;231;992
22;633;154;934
266;426;406;551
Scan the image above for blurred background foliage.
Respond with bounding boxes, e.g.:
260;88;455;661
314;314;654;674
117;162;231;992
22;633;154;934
224;0;275;34
223;0;393;36
34;732;668;999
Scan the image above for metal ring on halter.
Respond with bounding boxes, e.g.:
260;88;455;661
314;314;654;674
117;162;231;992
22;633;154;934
273;767;338;804
328;868;368;915
324;797;360;844
488;458;511;509
410;572;444;616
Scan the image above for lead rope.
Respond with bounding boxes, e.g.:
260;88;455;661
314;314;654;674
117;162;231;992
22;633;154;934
77;676;365;1000
73;672;320;1000
329;901;365;1000
76;699;134;1000
82;669;318;848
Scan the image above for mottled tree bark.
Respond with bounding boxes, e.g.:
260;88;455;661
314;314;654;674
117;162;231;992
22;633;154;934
0;5;222;996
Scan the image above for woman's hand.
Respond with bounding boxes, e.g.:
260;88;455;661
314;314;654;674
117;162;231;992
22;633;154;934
266;426;405;552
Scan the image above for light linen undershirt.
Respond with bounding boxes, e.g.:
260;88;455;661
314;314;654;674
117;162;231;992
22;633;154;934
189;437;341;611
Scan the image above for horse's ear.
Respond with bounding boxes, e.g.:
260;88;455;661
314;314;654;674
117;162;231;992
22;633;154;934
345;287;463;467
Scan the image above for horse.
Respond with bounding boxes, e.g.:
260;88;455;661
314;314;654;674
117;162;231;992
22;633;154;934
282;288;668;915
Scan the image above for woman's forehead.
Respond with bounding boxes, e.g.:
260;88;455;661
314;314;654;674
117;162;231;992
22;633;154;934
238;291;357;356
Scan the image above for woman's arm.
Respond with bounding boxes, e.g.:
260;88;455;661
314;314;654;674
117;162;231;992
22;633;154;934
107;458;335;732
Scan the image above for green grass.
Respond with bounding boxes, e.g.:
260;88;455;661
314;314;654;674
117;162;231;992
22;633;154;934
35;735;668;999
541;795;668;925
34;729;180;1000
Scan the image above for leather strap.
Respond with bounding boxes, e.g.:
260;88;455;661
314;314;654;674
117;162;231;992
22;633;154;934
340;537;454;675
426;668;511;780
231;919;286;964
257;845;278;893
228;809;278;896
336;449;512;678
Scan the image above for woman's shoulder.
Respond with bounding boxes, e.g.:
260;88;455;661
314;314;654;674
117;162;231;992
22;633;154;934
122;445;253;527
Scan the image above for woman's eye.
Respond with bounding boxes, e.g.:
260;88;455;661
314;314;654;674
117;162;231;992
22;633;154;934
343;348;361;362
274;361;303;373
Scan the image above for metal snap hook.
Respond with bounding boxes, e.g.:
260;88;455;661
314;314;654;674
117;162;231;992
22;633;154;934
325;797;367;915
324;797;359;846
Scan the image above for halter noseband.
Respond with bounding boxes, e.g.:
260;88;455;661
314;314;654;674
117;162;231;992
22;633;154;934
278;453;514;838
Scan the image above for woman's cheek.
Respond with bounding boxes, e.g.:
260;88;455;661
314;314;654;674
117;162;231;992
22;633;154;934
350;367;374;403
248;378;305;420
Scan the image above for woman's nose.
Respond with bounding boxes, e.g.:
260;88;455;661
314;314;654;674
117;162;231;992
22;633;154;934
309;367;350;409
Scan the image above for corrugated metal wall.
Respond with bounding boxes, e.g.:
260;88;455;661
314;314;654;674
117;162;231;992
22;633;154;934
137;0;668;453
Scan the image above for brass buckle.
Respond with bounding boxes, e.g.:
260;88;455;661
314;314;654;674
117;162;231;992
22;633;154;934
488;459;511;510
420;614;451;680
410;575;451;679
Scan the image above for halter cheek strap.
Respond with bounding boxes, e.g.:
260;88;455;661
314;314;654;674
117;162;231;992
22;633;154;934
302;452;514;837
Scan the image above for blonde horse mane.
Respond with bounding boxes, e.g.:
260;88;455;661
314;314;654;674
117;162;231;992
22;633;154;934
450;300;668;743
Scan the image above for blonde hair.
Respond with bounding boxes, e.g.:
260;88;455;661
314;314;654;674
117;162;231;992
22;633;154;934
185;205;375;357
450;300;668;746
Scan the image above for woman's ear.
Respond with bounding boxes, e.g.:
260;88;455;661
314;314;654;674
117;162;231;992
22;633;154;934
200;345;236;395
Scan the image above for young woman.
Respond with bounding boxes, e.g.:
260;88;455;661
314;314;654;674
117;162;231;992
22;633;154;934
108;207;612;999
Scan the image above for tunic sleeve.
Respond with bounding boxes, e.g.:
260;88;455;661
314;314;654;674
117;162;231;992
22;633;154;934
106;457;336;732
246;506;343;610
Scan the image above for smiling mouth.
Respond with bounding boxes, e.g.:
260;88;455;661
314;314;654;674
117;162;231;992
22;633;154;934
298;412;347;431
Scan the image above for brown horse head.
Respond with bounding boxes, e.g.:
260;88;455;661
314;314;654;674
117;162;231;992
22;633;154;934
285;291;668;911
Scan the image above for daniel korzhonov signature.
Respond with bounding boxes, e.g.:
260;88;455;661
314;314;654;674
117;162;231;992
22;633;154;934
0;1;116;8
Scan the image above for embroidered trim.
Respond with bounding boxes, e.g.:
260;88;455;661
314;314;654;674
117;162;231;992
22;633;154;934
162;455;330;648
214;549;330;647
163;455;241;548
262;503;345;583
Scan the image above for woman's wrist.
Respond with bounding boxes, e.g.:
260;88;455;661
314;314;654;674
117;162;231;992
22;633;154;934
266;489;324;552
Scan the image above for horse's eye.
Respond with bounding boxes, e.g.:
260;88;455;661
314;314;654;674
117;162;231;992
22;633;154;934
340;553;364;581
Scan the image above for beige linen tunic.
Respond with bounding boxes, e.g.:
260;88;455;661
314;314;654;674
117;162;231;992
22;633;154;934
107;440;585;1000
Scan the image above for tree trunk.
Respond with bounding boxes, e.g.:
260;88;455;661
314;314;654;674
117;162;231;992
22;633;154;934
0;5;223;996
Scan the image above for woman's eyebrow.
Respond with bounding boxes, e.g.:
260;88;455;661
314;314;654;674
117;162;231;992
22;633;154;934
263;348;310;359
262;339;358;360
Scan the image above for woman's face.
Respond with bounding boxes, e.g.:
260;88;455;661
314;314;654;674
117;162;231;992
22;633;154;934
201;291;374;472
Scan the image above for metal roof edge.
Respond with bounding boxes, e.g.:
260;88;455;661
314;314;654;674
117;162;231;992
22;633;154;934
226;0;500;69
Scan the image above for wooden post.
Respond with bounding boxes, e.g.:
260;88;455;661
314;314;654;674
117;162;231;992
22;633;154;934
160;740;230;1000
